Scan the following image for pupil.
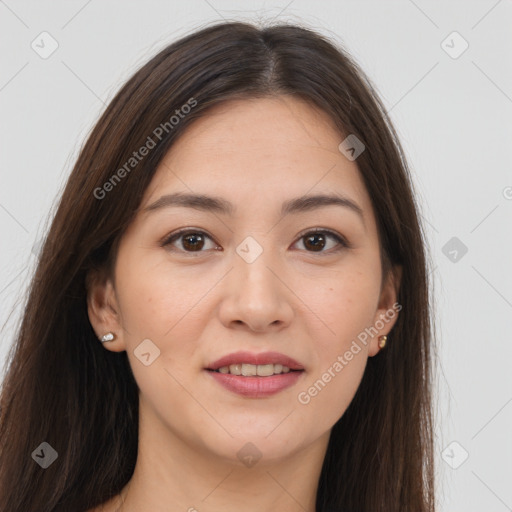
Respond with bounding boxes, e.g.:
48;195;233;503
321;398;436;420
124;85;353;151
306;233;325;251
184;234;203;251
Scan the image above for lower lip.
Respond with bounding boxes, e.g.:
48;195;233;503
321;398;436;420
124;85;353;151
206;370;304;398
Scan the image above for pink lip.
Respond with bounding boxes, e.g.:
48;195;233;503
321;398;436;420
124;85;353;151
207;351;304;371
207;371;304;398
205;351;305;398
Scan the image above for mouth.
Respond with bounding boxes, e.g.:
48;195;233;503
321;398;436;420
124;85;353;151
207;363;302;377
205;351;305;398
206;350;304;373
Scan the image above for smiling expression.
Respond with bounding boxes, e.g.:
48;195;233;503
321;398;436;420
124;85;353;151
88;95;400;464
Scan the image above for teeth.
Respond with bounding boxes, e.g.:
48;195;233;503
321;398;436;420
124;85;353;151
215;363;296;376
229;364;242;375
241;363;257;376
256;364;273;376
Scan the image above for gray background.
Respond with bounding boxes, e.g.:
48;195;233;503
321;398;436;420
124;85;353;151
1;1;511;510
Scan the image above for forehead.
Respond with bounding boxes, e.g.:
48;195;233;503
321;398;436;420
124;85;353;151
142;96;372;220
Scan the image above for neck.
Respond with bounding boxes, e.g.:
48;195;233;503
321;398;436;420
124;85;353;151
117;398;330;512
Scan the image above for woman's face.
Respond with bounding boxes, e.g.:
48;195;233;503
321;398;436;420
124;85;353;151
89;96;400;465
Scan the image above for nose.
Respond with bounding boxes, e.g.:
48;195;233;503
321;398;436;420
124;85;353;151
217;249;294;333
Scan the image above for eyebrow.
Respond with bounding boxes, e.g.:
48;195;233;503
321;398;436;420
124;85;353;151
142;191;365;226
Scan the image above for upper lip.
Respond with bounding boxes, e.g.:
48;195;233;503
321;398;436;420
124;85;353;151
207;351;305;371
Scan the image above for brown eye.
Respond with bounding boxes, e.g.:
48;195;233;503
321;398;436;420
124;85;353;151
162;230;219;253
181;232;205;251
303;232;327;251
293;230;348;254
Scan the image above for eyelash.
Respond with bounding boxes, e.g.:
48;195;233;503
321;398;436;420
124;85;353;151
160;227;350;256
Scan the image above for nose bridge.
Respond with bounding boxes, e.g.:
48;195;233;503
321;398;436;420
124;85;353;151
234;237;281;302
219;235;293;331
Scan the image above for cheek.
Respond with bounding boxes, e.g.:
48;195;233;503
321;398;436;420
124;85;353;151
304;265;381;352
292;264;379;421
115;252;215;341
114;253;221;402
296;345;367;425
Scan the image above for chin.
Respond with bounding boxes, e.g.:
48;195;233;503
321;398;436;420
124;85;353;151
199;424;310;464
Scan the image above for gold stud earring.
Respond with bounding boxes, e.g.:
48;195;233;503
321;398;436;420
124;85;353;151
378;335;387;349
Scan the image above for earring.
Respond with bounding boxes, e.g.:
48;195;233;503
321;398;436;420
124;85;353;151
378;335;387;349
100;332;116;343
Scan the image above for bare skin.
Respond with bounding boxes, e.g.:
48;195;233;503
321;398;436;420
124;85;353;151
87;96;401;512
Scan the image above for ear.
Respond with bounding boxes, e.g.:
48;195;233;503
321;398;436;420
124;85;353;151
86;268;126;352
368;264;402;357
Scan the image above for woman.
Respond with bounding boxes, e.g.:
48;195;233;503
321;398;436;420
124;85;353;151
0;21;435;511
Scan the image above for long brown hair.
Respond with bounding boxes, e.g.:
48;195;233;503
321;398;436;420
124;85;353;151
0;21;435;511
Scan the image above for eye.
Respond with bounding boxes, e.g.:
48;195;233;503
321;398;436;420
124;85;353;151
161;229;220;253
292;229;349;254
161;228;350;255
